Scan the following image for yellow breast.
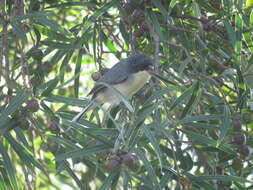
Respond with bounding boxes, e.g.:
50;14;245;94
95;71;151;105
116;71;150;98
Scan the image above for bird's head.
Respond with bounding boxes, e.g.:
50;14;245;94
127;53;155;75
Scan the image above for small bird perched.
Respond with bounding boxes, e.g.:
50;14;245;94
72;53;155;122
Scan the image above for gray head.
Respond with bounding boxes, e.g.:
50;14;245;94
126;53;154;73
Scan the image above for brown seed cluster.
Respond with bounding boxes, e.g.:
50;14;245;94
104;151;140;172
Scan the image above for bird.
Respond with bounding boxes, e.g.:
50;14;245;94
72;53;155;122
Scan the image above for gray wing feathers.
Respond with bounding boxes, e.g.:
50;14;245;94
88;61;129;97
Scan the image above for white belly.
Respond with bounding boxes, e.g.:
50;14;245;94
95;71;150;105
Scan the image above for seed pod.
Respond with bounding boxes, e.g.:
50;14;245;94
231;157;242;170
19;118;30;130
130;9;145;24
47;141;59;153
12;110;21;119
30;76;42;87
242;112;253;123
50;123;60;134
31;49;44;61
121;2;134;14
134;28;145;38
91;72;101;81
41;61;54;73
231;119;241;131
239;145;250;157
26;99;39;112
104;155;121;172
233;133;246;145
122;153;140;172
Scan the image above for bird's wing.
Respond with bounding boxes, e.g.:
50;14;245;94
87;62;129;97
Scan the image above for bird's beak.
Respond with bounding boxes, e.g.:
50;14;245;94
147;65;156;75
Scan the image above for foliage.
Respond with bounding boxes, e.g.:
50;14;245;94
0;0;253;189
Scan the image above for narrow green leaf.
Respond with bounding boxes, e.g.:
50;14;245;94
0;142;19;190
47;135;79;149
99;172;119;190
0;90;30;127
142;124;163;169
162;166;179;177
235;13;243;64
39;78;59;96
105;40;117;53
169;0;178;9
62;119;118;136
122;171;131;190
150;0;167;18
182;130;236;154
56;145;112;161
189;175;250;183
192;2;202;23
224;20;236;47
179;56;194;75
147;11;165;41
97;82;134;112
33;26;41;47
0;174;8;190
34;15;68;35
44;95;88;105
129;105;157;149
92;24;97;72
4;133;44;171
219;104;230;141
159;172;173;189
143;87;172;105
119;20;130;44
128;123;143;150
111;172;120;190
41;40;80;49
82;0;120;33
243;32;253;54
234;181;248;190
10;21;27;44
135;149;161;190
153;73;178;86
62;161;86;190
178;114;223;124
180;81;200;118
192;180;217;190
0;118;18;136
46;2;95;9
246;0;253;7
186;122;220;131
14;128;30;148
14;11;55;21
59;50;74;83
169;85;193;112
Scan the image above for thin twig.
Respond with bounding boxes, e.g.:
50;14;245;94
167;138;181;175
172;15;207;23
102;21;125;50
98;20;102;69
22;164;33;190
161;24;194;33
2;8;10;83
162;24;230;70
194;145;214;173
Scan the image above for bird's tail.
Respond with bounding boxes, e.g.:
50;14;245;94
72;103;93;122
